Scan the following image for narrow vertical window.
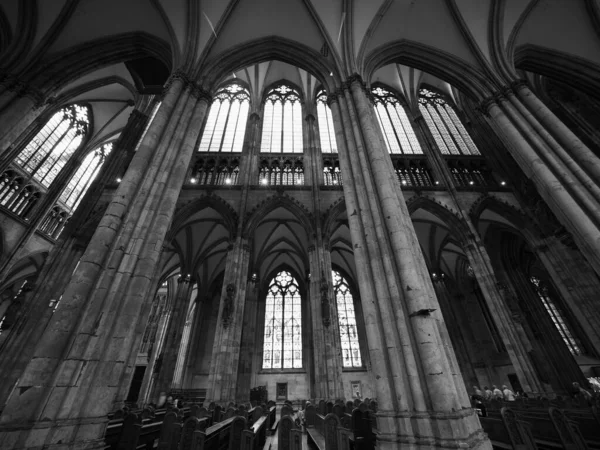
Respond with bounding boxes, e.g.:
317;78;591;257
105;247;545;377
15;104;90;187
59;143;112;212
316;90;337;153
530;276;583;356
198;84;250;153
333;271;362;367
261;85;303;153
372;87;423;155
262;271;302;369
418;88;480;156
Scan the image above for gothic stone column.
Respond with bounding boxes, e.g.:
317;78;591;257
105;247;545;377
0;104;152;408
307;244;344;401
206;238;250;403
151;277;194;398
328;77;489;449
483;97;600;274
0;74;210;448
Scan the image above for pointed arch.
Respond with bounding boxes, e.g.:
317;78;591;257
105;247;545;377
24;32;172;94
243;195;314;239
322;198;347;242
407;196;471;245
198;36;339;94
364;40;496;100
169;195;238;240
468;194;527;233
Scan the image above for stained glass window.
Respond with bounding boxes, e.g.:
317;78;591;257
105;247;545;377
316;90;337;153
530;276;583;356
261;85;303;153
59;143;112;211
371;87;423;155
333;271;362;367
418;88;480;156
262;271;302;369
15;104;90;187
198;84;250;153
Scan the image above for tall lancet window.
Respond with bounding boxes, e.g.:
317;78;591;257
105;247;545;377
262;270;302;369
372;86;423;155
418;88;480;155
261;85;303;153
530;276;583;356
15;104;90;187
198;83;250;153
333;271;362;367
59;143;112;212
316;90;337;153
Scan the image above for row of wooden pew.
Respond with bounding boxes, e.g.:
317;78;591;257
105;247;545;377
477;398;600;449
104;402;277;450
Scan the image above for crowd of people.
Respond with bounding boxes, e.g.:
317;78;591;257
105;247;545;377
471;381;596;406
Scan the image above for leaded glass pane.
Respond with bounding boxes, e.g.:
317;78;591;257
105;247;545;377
261;85;303;153
262;270;302;369
371;87;422;155
198;83;249;152
59;143;112;211
333;271;362;367
316;91;337;153
419;88;481;156
530;276;583;356
15;105;89;188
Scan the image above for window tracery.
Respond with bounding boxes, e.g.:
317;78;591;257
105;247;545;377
529;276;583;356
333;271;362;368
262;271;302;369
258;158;304;186
316;90;337;153
261;85;303;153
15;104;90;187
199;84;250;153
418;88;480;156
372;87;423;155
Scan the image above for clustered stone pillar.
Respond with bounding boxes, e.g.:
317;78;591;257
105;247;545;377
205;238;250;403
0;103;154;408
151;277;194;399
462;240;549;395
482;90;600;275
0;72;210;448
328;76;489;449
307;244;344;401
0;81;47;158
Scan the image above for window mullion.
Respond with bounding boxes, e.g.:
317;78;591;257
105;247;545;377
218;99;233;152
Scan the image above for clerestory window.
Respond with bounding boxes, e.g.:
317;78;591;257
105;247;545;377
372;86;423;155
262;270;302;369
15;104;90;187
418;88;480;156
316;90;337;153
199;83;250;153
261;85;303;153
58;142;112;212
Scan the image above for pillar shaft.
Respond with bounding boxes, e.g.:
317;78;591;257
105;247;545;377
206;238;250;402
0;74;210;448
0;93;44;158
151;278;194;397
329;77;488;449
484;100;600;274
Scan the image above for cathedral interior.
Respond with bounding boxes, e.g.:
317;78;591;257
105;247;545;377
1;0;600;449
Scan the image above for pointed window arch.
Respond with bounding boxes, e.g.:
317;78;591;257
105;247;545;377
15;104;90;187
333;270;362;367
316;90;337;153
59;142;112;211
261;85;303;153
199;83;250;153
418;88;480;155
372;86;423;155
262;270;302;369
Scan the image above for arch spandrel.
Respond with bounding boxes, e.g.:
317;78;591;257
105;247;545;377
243;194;314;240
